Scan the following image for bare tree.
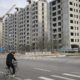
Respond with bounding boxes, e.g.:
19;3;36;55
17;45;26;54
47;39;59;52
36;35;48;52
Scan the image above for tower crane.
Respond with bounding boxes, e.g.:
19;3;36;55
0;4;16;22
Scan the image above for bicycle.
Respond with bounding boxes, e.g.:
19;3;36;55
3;60;20;80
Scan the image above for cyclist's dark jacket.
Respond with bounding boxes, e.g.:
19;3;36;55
6;53;16;64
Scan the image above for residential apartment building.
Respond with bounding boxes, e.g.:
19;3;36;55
50;0;80;51
31;0;48;50
3;0;48;52
0;21;2;48
3;13;19;51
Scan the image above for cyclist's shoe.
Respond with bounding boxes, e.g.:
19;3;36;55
12;74;15;77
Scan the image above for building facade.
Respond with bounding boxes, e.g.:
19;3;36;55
0;21;2;48
50;0;80;51
3;0;48;52
3;13;19;52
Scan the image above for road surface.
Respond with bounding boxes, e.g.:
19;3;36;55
0;57;80;80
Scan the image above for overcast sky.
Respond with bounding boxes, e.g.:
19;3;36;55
0;0;51;17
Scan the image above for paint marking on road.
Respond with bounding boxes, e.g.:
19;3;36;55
72;72;80;75
0;71;22;80
51;75;75;80
15;77;22;80
34;68;51;72
63;73;80;78
38;76;54;80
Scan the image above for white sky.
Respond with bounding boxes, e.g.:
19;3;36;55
0;0;51;17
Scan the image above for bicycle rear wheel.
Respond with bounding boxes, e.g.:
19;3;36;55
0;72;9;80
7;76;21;80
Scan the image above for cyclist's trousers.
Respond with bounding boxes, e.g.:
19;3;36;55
6;62;15;75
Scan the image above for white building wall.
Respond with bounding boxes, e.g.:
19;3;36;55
0;22;2;48
50;0;80;51
62;0;70;49
30;0;48;50
18;8;26;46
68;0;80;49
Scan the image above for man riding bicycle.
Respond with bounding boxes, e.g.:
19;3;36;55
6;51;16;77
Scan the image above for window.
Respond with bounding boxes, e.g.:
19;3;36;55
27;12;29;14
58;34;61;38
53;35;57;39
77;33;79;36
76;4;78;7
27;20;29;22
42;12;44;15
53;29;57;33
52;1;56;5
52;12;56;16
58;16;61;20
70;26;73;29
27;37;29;39
27;33;29;35
74;3;75;6
77;27;79;30
42;16;44;19
27;16;29;18
70;2;73;5
59;40;61;43
42;25;44;27
58;28;61;32
76;15;78;18
52;7;56;11
27;29;29;31
75;33;76;36
77;39;79;42
71;32;74;36
53;23;56;27
71;39;74;42
74;9;75;12
70;8;73;11
58;10;61;14
36;2;37;5
53;18;56;21
58;5;60;9
58;22;61;26
42;7;44;10
70;14;73;17
76;9;78;12
42;3;44;6
70;20;73;23
27;41;29;44
57;0;60;3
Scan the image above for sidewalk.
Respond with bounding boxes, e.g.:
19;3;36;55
0;54;6;59
0;52;66;59
15;52;66;59
1;52;80;59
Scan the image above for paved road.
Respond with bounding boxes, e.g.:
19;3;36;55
0;57;80;80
